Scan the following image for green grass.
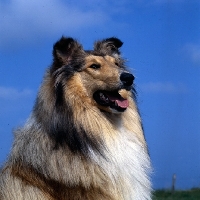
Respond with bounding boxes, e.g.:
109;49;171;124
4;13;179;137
153;188;200;200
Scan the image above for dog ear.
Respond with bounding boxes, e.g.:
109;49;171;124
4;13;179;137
94;37;123;56
53;37;84;66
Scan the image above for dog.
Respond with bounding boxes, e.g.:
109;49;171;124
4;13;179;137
0;37;152;200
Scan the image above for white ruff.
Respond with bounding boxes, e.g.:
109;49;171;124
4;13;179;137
90;127;152;200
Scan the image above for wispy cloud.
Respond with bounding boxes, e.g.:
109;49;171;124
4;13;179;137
183;43;200;65
0;0;109;48
140;82;189;94
0;86;33;100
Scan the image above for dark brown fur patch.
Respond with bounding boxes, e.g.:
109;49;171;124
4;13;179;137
11;162;114;200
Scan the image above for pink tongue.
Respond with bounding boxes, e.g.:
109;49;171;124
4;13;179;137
116;99;129;108
106;93;129;108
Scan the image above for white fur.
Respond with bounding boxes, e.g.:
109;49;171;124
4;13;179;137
90;125;152;200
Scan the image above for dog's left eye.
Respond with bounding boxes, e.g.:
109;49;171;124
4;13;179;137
90;64;101;69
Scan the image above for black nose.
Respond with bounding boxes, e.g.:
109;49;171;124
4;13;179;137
120;72;134;86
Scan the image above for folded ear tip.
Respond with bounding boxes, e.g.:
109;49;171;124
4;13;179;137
53;37;75;55
105;37;123;48
93;37;123;55
52;36;83;68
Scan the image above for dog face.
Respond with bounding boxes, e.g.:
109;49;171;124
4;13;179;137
51;37;134;113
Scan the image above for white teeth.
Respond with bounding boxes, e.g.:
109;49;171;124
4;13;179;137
115;101;118;106
99;92;109;103
100;92;104;98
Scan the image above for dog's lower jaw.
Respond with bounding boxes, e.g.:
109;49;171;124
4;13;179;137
109;107;126;114
94;103;127;114
93;90;129;113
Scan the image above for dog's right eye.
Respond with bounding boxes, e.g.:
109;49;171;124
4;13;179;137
90;64;101;69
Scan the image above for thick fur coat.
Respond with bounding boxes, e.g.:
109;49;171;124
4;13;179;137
0;37;152;200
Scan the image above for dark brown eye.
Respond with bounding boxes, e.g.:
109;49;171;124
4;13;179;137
90;64;101;69
115;62;119;66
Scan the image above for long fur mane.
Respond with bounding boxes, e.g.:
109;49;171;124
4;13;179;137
0;37;152;200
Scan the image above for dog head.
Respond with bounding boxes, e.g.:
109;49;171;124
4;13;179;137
52;37;135;113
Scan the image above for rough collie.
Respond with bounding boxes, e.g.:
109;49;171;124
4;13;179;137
0;37;151;199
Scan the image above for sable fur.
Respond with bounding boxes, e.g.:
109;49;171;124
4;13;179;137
0;37;152;200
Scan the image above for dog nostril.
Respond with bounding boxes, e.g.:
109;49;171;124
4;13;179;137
120;72;135;86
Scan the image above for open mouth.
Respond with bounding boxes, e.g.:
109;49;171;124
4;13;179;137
93;90;129;112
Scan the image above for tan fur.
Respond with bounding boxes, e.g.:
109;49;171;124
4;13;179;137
0;37;151;200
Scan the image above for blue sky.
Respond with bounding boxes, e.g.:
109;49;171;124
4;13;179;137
0;0;200;190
